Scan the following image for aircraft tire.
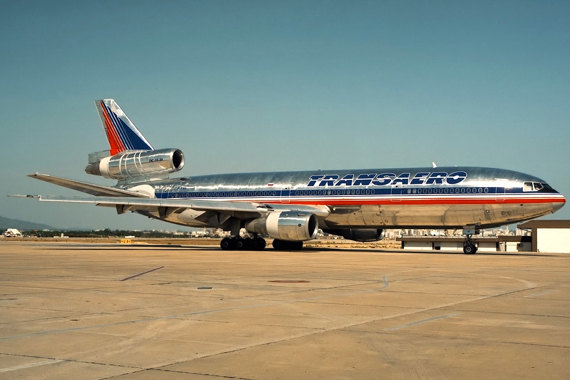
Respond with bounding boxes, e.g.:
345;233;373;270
242;238;253;250
273;239;303;251
254;237;266;250
233;238;244;250
463;243;477;254
272;239;284;250
220;237;232;250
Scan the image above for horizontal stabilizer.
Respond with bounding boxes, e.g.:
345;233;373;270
28;173;149;198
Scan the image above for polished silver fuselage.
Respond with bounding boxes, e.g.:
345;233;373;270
131;166;565;230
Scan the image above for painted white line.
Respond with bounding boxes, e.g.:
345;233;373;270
385;312;461;331
0;359;64;373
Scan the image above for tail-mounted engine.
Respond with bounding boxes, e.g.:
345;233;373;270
85;148;184;181
245;211;318;241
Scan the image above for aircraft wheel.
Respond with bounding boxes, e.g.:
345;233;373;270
233;238;244;250
254;237;266;250
242;238;253;250
220;237;232;250
272;239;285;250
463;243;477;254
291;241;303;250
273;239;303;251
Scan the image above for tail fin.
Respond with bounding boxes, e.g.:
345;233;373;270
95;99;154;155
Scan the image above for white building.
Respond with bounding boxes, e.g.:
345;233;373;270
3;228;23;237
397;236;530;253
518;220;570;253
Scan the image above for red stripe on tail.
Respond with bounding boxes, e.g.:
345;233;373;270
99;101;125;155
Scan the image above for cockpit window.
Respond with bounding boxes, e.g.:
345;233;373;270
523;181;557;193
538;182;557;193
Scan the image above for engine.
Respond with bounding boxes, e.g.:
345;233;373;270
85;148;184;180
324;228;383;242
245;211;318;241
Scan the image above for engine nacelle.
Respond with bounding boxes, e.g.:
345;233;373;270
324;228;383;242
85;148;184;180
245;211;318;241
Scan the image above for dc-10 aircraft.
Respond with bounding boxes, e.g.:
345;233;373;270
24;99;565;253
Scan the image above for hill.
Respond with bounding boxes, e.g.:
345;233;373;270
0;216;55;231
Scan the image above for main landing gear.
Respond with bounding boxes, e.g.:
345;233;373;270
272;239;304;251
219;237;305;251
220;236;266;251
220;221;267;251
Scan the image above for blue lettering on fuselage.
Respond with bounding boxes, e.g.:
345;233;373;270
353;173;376;186
335;174;354;186
446;171;468;184
410;172;429;185
371;173;396;186
306;171;467;187
426;172;448;185
319;175;339;187
392;173;410;186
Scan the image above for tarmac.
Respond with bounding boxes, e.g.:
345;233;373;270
0;241;569;379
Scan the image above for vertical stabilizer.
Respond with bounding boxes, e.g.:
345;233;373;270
95;99;154;155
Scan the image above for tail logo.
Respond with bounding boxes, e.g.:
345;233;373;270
96;99;153;155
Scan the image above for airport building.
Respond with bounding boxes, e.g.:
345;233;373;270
398;220;570;253
397;236;530;253
518;220;570;253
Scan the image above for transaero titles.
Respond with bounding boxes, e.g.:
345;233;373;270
307;171;468;187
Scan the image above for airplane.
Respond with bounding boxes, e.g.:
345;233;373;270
21;99;565;254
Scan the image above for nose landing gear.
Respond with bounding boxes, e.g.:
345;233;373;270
462;226;479;254
463;236;478;254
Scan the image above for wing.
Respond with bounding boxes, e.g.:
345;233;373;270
31;195;330;217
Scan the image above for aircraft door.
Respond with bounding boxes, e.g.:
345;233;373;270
495;186;505;202
390;185;402;202
280;185;291;204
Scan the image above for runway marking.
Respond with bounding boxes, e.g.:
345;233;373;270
384;312;461;331
524;289;558;298
0;359;64;373
120;266;164;281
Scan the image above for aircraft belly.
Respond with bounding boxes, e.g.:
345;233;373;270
323;203;558;229
127;200;559;231
490;203;557;224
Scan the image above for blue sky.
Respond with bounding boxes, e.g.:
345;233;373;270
1;0;568;230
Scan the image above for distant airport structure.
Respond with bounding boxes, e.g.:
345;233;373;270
18;99;565;254
3;228;22;238
518;220;570;253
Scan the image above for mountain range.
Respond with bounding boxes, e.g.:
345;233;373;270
0;216;55;231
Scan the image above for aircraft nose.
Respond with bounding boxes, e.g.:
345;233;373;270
553;194;566;212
